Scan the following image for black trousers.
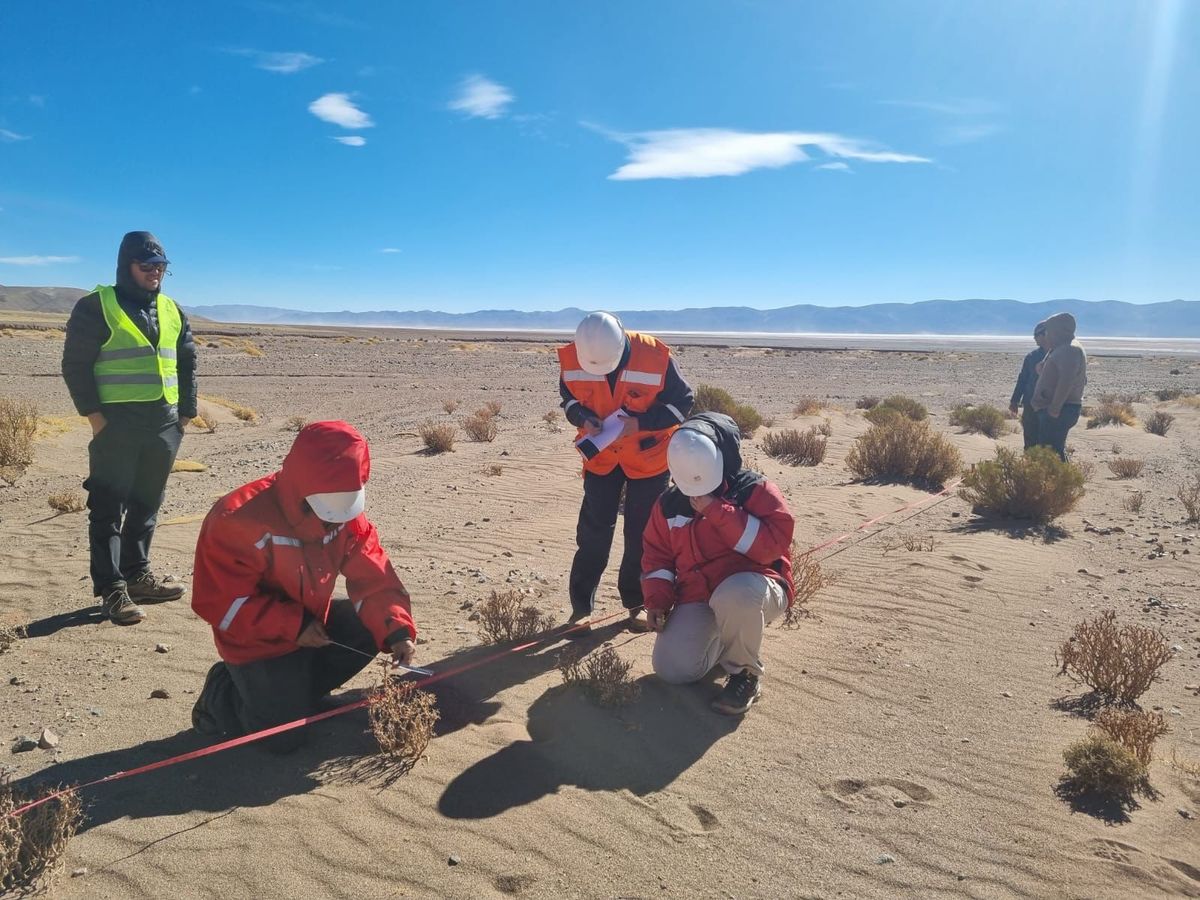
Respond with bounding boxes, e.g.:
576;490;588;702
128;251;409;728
1037;403;1082;461
1020;405;1040;450
202;600;379;753
85;421;182;595
569;467;670;616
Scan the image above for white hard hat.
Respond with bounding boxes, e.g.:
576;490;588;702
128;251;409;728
574;312;625;375
668;428;723;497
306;488;366;523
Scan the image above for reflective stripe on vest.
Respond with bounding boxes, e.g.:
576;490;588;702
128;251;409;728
93;285;182;405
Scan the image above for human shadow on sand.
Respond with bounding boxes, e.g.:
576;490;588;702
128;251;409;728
438;672;741;820
9;622;625;836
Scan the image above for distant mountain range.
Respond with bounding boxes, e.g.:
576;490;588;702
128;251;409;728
187;298;1200;338
4;287;1198;337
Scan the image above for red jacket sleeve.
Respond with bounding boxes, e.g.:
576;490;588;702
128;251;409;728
696;481;794;564
639;503;678;611
341;518;417;651
191;511;306;647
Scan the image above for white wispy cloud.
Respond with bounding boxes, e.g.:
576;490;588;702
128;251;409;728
449;75;514;119
596;128;928;180
882;98;1003;146
333;135;366;146
815;161;852;172
0;255;80;266
881;99;999;116
380;247;401;254
308;93;373;129
0;129;31;143
227;48;323;73
938;123;1003;145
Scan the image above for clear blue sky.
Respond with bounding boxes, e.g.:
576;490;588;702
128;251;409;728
1;0;1196;312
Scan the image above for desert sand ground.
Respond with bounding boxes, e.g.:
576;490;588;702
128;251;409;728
1;320;1199;899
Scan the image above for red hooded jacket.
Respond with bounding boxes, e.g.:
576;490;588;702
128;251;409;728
192;421;416;665
640;413;795;611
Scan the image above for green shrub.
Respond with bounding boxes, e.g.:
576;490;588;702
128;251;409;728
877;394;928;421
1062;736;1146;798
959;446;1084;521
693;384;763;436
949;403;1007;438
845;418;960;486
762;426;827;466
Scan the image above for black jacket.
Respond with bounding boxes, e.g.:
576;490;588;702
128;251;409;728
558;338;694;431
61;287;199;428
1009;347;1046;409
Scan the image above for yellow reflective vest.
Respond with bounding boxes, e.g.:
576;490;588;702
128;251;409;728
92;285;182;404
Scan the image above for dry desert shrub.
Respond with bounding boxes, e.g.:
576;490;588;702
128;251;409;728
792;397;823;416
419;422;457;454
1179;394;1200;408
762;415;776;428
0;624;25;653
192;403;218;433
0;397;38;469
846;417;961;486
0;784;83;893
949;403;1007;438
1094;707;1169;767
171;459;208;473
558;646;640;708
693;384;763;436
1179;473;1200;523
781;548;831;627
1154;388;1183;402
484;464;503;477
872;394;928;422
1123;492;1145;513
462;411;498;442
1056;610;1172;704
1106;457;1144;479
442;398;460;414
1171;748;1200;778
476;590;554;643
367;666;439;770
817;418;833;437
283;415;307;432
762;426;827;466
1061;736;1147;799
202;395;258;423
883;531;937;554
484;400;503;417
47;491;84;514
1087;398;1137;429
958;446;1084;522
856;395;880;410
1144;411;1174;436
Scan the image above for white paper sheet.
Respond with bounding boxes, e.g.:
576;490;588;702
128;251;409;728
575;410;630;456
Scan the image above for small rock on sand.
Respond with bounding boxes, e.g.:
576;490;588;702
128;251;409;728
150;688;171;699
155;643;170;653
38;727;59;749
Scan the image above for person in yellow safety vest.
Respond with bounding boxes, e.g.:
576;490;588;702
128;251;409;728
557;312;694;632
61;232;199;625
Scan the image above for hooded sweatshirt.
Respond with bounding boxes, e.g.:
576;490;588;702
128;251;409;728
61;231;198;427
1032;313;1087;416
640;412;795;611
192;421;416;665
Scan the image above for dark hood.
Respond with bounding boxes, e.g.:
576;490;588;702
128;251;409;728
662;412;762;515
115;231;166;305
276;421;371;540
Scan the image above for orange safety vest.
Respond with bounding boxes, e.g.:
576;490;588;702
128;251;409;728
557;331;677;478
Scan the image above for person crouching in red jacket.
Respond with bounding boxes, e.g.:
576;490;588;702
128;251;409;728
190;421;418;752
641;412;795;715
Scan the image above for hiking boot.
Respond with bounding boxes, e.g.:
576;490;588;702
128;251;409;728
127;570;185;603
191;662;229;736
563;611;592;639
101;586;145;626
712;670;761;715
625;608;651;633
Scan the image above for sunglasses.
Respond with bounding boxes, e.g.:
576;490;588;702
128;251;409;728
136;262;167;273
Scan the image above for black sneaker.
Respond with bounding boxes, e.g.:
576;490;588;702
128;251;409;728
192;662;228;736
712;670;761;715
127;570;186;603
101;587;146;625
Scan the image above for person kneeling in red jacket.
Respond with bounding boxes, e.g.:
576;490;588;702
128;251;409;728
641;413;795;715
190;420;418;752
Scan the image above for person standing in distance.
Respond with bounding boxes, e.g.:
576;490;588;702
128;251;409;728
1031;312;1087;461
558;312;694;632
1008;321;1049;450
61;232;198;625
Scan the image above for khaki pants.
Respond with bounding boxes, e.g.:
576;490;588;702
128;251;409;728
651;572;787;682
